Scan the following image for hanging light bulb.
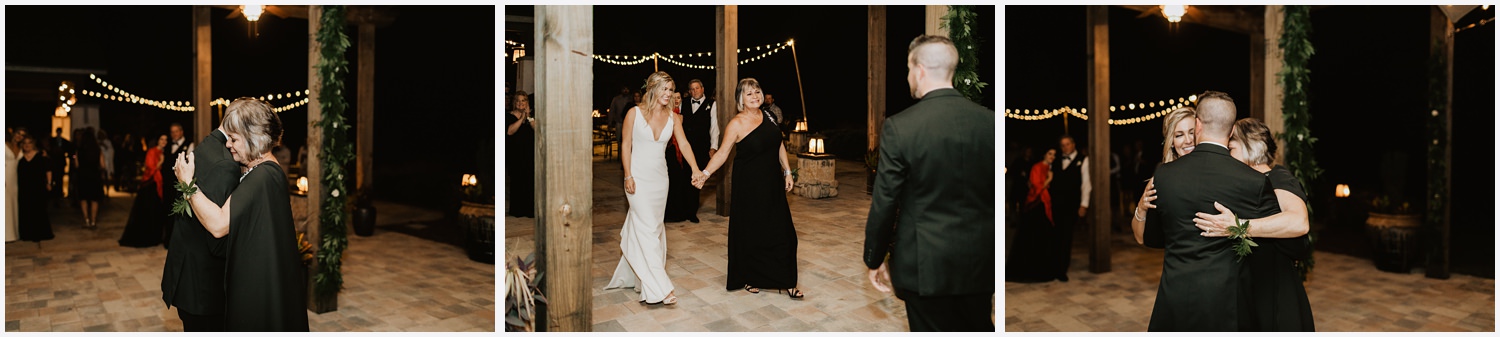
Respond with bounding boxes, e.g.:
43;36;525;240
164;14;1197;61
243;5;264;22
1161;5;1187;23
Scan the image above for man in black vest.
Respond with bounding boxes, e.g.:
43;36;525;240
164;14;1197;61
1139;91;1279;331
162;107;245;331
1049;135;1090;282
664;79;719;223
161;123;193;246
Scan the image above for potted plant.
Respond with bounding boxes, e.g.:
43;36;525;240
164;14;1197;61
1366;195;1420;273
864;150;879;194
352;187;376;237
505;252;547;332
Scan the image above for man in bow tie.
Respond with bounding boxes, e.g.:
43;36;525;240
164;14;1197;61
1048;135;1089;282
664;79;720;223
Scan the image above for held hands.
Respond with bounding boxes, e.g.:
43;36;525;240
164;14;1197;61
690;170;708;189
1194;202;1236;237
173;152;196;183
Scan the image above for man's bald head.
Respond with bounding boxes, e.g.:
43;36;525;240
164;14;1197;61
908;35;958;81
1194;91;1237;143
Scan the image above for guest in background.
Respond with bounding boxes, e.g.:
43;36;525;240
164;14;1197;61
609;85;633;145
506;91;536;218
48;127;72;205
99;129;115;193
161;123;193;245
72;128;106;229
120;135;167;248
18;134;54;242
5;128;25;243
763;93;783;124
115;133;138;193
1047;135;1089;282
1006;149;1057;283
664;79;719;223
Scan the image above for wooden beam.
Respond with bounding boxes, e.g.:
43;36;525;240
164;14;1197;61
925;5;949;37
715;5;738;216
1426;5;1453;280
304;5;329;313
867;5;886;153
535;5;594;331
1249;23;1265;121
193;6;212;144
1087;5;1112;274
1264;5;1287;162
211;5;397;26
357;23;375;193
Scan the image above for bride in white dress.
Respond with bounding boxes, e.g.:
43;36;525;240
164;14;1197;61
5;128;22;243
604;71;706;305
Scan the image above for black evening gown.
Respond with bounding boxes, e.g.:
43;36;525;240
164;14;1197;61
506;112;535;217
119;179;163;247
17;154;53;242
1005;194;1057;281
73;148;105;201
663;133;697;221
224;162;309;331
725;112;799;290
1247;165;1315;331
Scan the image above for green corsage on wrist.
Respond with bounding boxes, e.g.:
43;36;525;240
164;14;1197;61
1227;214;1257;262
169;179;198;218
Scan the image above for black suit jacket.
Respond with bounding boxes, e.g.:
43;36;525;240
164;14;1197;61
1143;142;1279;331
161;130;241;315
863;88;995;297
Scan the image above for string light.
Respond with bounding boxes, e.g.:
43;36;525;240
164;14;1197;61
1006;93;1197;125
83;74;195;112
593;39;794;69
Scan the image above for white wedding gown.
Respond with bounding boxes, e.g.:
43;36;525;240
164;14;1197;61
603;107;676;303
5;146;19;242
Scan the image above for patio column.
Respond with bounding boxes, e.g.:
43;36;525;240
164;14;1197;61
714;5;738;216
1086;4;1112;273
535;5;595;331
305;5;330;313
868;5;886;153
1426;5;1453;280
356;23;375;194
193;5;212;141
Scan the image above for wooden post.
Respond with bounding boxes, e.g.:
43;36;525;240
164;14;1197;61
714;5;738;216
1249;21;1266;121
357;23;375;193
535;5;594;331
925;5;949;37
1426;5;1453;280
193;6;212;141
867;5;886;153
304;5;329;313
1086;5;1112;274
1264;5;1286;161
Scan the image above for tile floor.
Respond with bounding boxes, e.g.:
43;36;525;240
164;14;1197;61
5;191;495;332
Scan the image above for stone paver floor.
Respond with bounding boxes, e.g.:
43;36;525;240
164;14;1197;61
1004;228;1495;332
6;190;495;332
504;157;970;332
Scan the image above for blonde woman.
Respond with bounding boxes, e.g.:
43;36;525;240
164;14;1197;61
603;71;707;306
1132;107;1196;244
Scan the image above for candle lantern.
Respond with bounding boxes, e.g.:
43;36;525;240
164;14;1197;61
809;135;825;154
296;176;309;195
1335;184;1350;198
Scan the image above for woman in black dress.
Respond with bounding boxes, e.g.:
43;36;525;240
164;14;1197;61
505;91;535;218
699;78;804;299
17;135;54;242
1195;118;1314;331
119;135;167;247
73;127;106;228
1006;149;1058;283
174;99;308;331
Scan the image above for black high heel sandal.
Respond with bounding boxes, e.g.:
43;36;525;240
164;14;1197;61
779;288;805;299
743;285;760;294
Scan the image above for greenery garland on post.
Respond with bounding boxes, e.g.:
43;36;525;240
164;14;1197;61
1277;5;1320;281
942;5;988;103
314;5;353;305
1425;38;1448;278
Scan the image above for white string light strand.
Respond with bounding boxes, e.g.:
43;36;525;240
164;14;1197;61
593;40;793;69
1005;94;1200;125
83;73;195;112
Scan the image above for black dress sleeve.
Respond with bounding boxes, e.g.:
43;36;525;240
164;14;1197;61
1267;165;1307;202
225;164;309;331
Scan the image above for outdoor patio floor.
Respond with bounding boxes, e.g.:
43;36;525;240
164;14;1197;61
5;190;495;332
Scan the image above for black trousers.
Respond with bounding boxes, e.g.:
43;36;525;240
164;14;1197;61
179;310;225;332
896;288;994;332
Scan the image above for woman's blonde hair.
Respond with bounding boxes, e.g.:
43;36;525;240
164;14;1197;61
221;98;282;156
1231;118;1277;166
637;71;674;117
734;77;762;112
1160;106;1197;163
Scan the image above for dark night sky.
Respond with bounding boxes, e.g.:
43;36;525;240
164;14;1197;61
6;5;496;209
1006;5;1494;274
505;5;994;159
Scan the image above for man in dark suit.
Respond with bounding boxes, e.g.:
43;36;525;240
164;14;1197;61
1049;135;1090;282
1138;91;1279;331
664;79;719;223
161;111;244;331
864;35;995;332
161;123;193;246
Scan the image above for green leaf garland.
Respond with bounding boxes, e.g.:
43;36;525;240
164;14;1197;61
1277;5;1319;281
313;5;352;304
942;5;988;104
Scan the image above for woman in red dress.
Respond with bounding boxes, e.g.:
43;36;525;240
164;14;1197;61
1005;148;1057;283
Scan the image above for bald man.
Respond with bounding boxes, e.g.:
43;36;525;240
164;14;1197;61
863;35;995;332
